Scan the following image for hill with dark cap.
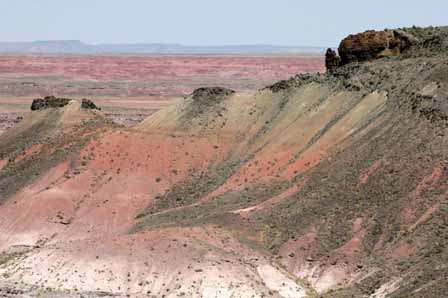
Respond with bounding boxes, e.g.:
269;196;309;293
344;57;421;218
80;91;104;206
0;26;447;298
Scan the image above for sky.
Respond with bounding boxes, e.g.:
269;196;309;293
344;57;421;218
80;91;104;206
0;0;446;47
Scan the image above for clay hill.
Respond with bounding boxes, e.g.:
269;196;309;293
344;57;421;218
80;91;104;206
0;26;447;298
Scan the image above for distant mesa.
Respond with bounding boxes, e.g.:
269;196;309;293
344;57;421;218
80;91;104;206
0;40;326;55
30;96;100;111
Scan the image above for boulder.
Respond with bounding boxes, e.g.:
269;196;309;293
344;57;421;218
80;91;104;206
338;30;413;65
81;98;101;110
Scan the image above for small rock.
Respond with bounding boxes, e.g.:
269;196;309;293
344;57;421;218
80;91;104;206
81;98;101;110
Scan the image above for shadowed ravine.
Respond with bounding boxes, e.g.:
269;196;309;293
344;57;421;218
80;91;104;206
0;27;447;298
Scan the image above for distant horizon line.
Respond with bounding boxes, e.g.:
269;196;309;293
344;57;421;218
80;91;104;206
0;40;329;55
0;39;330;48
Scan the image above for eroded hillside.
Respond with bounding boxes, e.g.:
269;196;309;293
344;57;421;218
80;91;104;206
0;27;447;298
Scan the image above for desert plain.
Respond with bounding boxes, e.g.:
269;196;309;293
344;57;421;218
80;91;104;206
0;54;324;133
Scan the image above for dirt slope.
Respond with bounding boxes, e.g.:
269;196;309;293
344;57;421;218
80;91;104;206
0;26;447;298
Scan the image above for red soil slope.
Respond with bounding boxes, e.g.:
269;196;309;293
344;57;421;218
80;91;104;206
0;27;447;298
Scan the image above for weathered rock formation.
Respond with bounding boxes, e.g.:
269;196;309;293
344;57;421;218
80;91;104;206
191;87;235;102
30;96;71;111
30;96;101;111
325;29;423;73
81;98;101;110
325;48;341;73
338;30;412;65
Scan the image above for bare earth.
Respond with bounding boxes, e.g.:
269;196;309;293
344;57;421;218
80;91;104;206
0;27;448;298
0;55;324;132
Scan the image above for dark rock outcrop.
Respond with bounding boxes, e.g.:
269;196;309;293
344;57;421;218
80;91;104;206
180;87;235;121
81;98;101;110
325;48;341;73
266;73;326;93
190;87;235;106
325;29;422;73
338;30;413;65
191;87;235;101
30;96;71;111
30;96;101;111
266;80;291;93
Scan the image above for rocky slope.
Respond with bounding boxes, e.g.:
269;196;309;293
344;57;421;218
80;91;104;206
0;26;447;298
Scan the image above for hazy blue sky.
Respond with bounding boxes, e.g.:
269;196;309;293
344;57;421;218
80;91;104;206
0;0;446;46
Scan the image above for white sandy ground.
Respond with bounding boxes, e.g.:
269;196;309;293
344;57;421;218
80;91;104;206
257;264;307;298
0;227;309;298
